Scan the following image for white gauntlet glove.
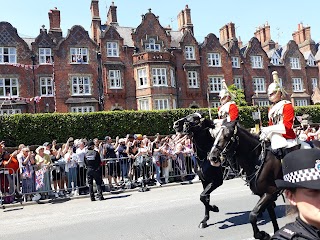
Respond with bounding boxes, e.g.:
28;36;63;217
259;124;286;141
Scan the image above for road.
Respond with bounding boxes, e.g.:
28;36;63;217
0;178;294;240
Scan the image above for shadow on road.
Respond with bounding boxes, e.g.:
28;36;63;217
209;204;287;229
105;194;131;200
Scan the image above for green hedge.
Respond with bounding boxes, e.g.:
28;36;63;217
0;105;319;146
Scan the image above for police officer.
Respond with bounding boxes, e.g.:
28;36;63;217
85;141;104;201
271;149;320;239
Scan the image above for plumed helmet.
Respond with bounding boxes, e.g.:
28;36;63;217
268;71;287;96
219;79;235;99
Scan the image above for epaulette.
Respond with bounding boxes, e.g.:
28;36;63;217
279;228;296;239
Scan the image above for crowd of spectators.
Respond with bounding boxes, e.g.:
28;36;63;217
0;133;199;203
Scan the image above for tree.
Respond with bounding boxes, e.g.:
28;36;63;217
229;84;247;106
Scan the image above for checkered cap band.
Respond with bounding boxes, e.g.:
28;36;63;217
283;168;320;183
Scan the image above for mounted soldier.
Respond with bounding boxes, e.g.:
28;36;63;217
214;79;239;127
259;71;301;159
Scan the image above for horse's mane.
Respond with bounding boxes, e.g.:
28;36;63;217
237;124;260;142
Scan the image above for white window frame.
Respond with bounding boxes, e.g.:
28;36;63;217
292;78;303;92
257;101;269;107
108;70;122;89
233;77;242;89
307;55;316;66
311;78;318;90
107;42;119;57
145;38;160;52
209;76;223;93
278;78;283;88
271;55;280;65
71;76;91;96
40;77;54;96
137;68;148;88
152;68;167;86
0;47;16;64
154;99;169;110
70;106;95;113
138;99;149;110
212;101;221;108
170;69;176;87
172;98;177;109
185;46;195;60
253;77;266;93
295;99;308;106
0;109;21;115
231;56;240;68
0;78;19;98
39;48;53;64
188;71;199;88
290;57;301;69
70;48;88;64
250;55;263;68
207;53;221;67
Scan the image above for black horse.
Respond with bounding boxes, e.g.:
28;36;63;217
173;112;223;228
207;120;287;240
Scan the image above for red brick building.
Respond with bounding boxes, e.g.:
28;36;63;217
0;1;319;114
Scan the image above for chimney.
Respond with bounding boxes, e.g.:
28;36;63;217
292;23;314;52
48;7;62;38
177;5;193;34
238;36;243;49
107;2;118;26
219;22;236;49
90;0;101;43
255;22;275;51
292;23;311;44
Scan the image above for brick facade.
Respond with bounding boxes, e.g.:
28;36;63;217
0;2;319;114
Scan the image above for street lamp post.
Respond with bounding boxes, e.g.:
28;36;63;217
96;51;104;111
31;54;36;113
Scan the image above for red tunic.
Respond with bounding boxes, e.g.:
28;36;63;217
268;103;296;139
218;102;239;121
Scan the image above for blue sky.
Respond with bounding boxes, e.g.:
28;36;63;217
2;0;320;47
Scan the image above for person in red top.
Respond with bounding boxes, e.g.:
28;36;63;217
260;71;298;156
214;79;239;126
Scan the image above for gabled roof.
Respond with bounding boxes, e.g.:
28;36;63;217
170;30;183;48
22;38;35;50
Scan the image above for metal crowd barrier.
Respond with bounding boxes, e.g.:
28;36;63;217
0;153;242;205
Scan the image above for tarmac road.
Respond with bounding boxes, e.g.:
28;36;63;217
0;178;294;240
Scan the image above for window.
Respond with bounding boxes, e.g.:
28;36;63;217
108;70;122;89
152;68;167;86
145;38;160;52
39;48;53;64
253;77;266;93
70;48;88;63
278;78;283;88
0;78;19;97
312;78;318;90
40;77;53;96
231;57;240;68
292;78;303;92
233;77;242;89
0;47;16;64
172;98;177;109
137;68;148;87
209;76;223;93
250;56;263;68
307;55;316;66
0;109;21;115
295;99;308;106
107;42;119;57
188;71;198;88
170;69;176;87
271;55;280;65
290;58;300;69
71;106;94;113
185;46;195;60
154;99;169;110
72;76;91;95
138;99;149;110
257;101;269;107
207;53;221;67
212;101;221;108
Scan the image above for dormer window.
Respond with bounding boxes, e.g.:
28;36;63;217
39;48;53;64
145;38;160;52
290;57;301;69
307;55;316;66
70;48;88;64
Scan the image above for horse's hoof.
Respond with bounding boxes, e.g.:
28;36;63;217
198;222;208;228
210;205;219;212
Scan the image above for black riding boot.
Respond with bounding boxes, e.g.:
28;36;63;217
89;184;95;201
96;185;104;201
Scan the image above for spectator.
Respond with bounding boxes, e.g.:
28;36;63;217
35;145;52;200
103;136;119;190
64;145;78;194
76;139;88;195
116;138;129;181
20;147;36;201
